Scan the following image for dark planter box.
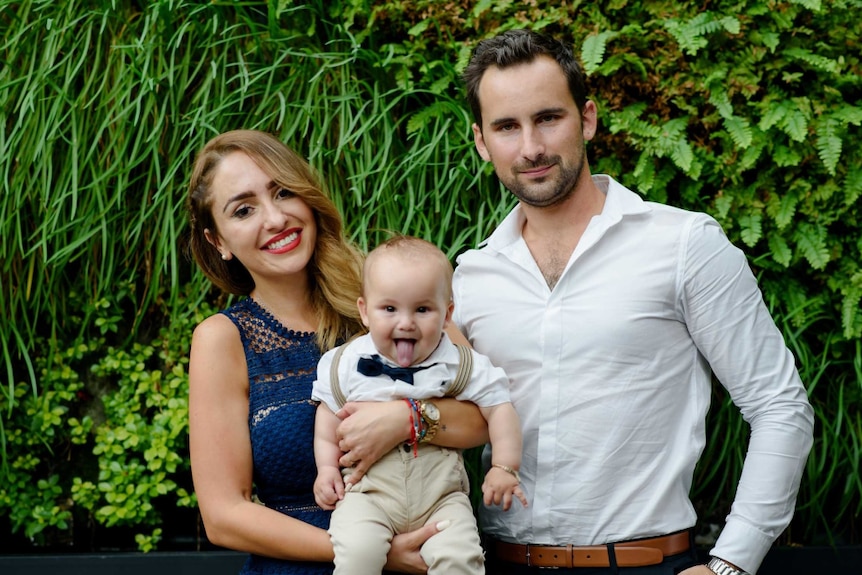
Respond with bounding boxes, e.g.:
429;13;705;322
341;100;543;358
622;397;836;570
0;546;858;574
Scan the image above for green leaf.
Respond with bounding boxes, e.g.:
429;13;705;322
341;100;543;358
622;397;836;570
723;116;753;149
793;222;830;270
815;119;842;175
768;234;793;267
780;108;808;142
789;0;823;12
739;213;762;247
581;31;618;75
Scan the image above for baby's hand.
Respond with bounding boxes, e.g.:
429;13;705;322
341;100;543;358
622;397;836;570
482;466;528;511
313;466;345;510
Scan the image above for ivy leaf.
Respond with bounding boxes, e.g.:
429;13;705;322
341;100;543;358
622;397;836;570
794;222;830;270
739;213;762;247
768;234;793;267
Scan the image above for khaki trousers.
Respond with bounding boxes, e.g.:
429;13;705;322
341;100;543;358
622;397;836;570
330;443;484;575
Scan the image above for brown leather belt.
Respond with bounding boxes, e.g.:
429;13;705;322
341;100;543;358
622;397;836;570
491;530;691;568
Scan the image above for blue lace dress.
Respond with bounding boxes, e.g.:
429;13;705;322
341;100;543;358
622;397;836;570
221;298;333;575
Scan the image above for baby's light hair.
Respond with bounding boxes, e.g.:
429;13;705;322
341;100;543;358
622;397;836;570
363;236;453;300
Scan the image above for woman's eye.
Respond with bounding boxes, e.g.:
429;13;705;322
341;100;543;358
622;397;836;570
276;188;295;199
232;206;252;219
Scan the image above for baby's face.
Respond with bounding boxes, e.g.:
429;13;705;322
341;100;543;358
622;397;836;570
358;255;452;367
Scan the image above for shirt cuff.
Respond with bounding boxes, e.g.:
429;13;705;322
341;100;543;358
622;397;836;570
710;516;774;574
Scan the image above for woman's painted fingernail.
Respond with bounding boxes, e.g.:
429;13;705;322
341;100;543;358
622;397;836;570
436;520;451;531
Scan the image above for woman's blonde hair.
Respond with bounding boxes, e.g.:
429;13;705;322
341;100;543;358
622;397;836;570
187;129;363;350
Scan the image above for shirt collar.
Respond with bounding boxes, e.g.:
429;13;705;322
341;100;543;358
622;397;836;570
481;175;651;252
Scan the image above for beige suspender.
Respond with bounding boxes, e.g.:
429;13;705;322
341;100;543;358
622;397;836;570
329;341;474;409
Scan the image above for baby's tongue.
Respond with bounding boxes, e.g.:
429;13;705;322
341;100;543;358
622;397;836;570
396;339;415;367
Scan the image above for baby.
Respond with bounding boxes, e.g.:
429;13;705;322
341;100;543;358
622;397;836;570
312;235;526;575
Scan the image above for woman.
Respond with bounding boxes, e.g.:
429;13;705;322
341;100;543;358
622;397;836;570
186;130;486;574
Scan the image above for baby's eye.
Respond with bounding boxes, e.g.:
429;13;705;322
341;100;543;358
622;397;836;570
384;306;396;313
416;306;429;313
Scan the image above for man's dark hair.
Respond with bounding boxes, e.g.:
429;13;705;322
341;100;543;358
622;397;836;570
462;29;588;129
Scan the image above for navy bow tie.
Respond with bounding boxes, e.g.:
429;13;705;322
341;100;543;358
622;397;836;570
356;354;433;385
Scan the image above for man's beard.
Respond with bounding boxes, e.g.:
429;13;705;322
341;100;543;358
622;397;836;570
499;152;585;208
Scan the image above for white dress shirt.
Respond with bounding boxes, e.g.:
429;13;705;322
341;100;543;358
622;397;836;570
312;333;511;411
452;175;814;573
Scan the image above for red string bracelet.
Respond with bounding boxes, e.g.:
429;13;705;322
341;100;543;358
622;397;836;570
403;398;418;457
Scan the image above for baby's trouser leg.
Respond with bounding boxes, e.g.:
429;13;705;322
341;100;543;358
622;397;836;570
329;493;392;575
420;491;484;575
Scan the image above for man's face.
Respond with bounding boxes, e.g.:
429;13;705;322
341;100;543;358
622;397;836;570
472;55;597;208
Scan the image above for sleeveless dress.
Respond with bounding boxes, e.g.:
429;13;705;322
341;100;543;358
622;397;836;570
220;298;333;575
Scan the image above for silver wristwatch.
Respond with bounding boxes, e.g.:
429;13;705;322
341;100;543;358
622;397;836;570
707;557;749;575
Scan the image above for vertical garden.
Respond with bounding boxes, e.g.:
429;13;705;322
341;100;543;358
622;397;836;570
1;0;859;553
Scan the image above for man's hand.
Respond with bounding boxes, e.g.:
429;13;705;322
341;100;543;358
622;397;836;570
679;565;715;575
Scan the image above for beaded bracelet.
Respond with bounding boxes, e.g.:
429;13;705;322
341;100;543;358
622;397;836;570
403;399;420;457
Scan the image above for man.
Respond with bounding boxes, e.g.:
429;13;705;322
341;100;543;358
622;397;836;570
451;29;814;575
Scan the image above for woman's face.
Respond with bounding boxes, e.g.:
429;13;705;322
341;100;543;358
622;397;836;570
204;151;317;285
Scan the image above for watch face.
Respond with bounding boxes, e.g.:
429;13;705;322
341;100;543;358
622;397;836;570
424;402;440;421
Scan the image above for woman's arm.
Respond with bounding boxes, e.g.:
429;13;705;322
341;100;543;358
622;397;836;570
190;314;439;571
189;314;333;562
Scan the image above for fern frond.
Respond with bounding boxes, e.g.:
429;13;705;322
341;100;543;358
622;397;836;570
833;104;862;126
406;101;448;135
739;137;765;170
779;106;808;142
714;194;733;221
844;168;862;207
783;47;840;74
775;193;799;230
789;0;823;10
581;31;618;75
599;53;647;78
793;222;830;270
723;115;753;149
708;89;734;119
815;118;842;175
840;282;862;339
739;213;763;247
634;152;656;193
719;16;741;34
768;234;793;267
758;99;790;131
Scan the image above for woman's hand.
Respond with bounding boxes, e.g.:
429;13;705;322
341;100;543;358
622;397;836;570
384;520;449;574
335;400;410;482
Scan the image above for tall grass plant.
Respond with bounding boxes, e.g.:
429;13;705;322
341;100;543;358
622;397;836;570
0;0;859;551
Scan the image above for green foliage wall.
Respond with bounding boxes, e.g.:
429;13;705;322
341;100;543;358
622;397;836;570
0;0;859;551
